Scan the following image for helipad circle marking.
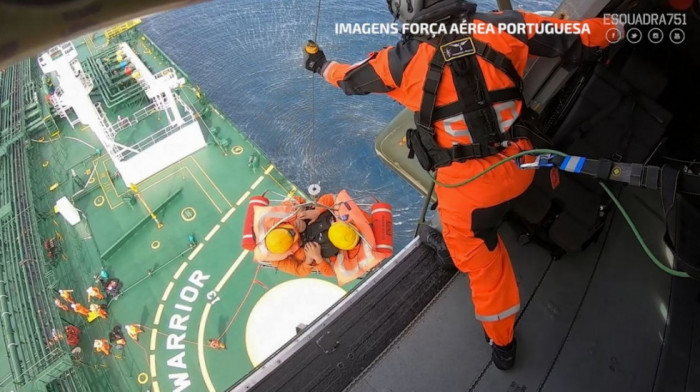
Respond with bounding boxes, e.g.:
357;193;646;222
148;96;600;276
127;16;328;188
181;207;197;222
231;145;244;155
151;241;160;250
245;278;346;366
93;195;105;207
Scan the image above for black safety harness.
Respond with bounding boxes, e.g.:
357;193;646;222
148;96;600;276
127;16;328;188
301;210;340;258
528;153;700;280
405;15;524;172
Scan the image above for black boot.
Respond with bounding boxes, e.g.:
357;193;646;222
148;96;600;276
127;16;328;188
417;224;454;269
490;338;516;370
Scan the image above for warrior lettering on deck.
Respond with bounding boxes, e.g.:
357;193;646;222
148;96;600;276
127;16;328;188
165;270;210;392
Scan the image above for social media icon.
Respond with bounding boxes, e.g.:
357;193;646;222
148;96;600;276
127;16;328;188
670;28;685;44
606;27;622;44
648;28;663;44
626;28;642;44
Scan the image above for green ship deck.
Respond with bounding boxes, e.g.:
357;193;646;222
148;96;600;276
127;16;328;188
0;23;357;392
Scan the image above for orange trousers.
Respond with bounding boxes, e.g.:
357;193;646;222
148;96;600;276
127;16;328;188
435;139;535;346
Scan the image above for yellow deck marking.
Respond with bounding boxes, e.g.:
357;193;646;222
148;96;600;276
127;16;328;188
93;155;223;213
149;354;157;377
181;206;197;222
161;282;174;302
185;167;223;213
220;207;236;223
93;159;115;210
236;191;251;206
151;381;160;392
204;224;221;241
198;303;216;392
199;250;250;391
173;262;189;280
188;243;205;261
191;156;233;207
264;165;274;175
215;251;249;292
154;303;165;325
102;159;121;209
150;328;158;350
250;176;264;190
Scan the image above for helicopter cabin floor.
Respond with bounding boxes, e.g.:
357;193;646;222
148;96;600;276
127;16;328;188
23;31;357;392
346;185;700;392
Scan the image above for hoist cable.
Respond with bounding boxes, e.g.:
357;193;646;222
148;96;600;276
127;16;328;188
310;0;323;136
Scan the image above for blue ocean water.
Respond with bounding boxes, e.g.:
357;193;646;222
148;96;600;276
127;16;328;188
140;0;555;249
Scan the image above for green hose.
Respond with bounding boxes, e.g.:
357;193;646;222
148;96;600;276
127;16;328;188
598;181;690;278
424;147;690;278
430;148;566;188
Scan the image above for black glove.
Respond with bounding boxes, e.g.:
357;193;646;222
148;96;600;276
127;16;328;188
304;40;327;74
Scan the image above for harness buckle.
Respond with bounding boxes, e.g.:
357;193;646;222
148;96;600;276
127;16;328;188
518;154;556;169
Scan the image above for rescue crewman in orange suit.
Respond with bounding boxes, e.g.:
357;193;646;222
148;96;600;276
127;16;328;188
260;193;338;277
71;303;90;317
58;289;74;304
54;298;69;312
208;338;226;350
86;286;104;302
94;339;110;356
90;303;108;319
304;0;621;369
125;324;143;342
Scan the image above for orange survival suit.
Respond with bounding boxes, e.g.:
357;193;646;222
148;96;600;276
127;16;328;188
318;10;618;346
264;193;337;278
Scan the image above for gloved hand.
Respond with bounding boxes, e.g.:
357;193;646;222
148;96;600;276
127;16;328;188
304;40;327;74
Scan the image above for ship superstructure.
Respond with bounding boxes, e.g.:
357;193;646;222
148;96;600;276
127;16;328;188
0;21;353;392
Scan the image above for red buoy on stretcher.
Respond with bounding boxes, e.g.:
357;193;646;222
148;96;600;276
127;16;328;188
241;195;269;250
370;202;393;255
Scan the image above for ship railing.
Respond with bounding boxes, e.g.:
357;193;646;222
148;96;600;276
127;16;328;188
112;101;159;133
49;90;69;120
5;349;67;385
111;116;133;134
137;77;150;95
93;102;116;139
121;112;196;160
94;102;129;159
0;374;12;387
78;72;93;92
173;93;194;118
0;143;72;386
154;67;176;81
131;101;159;122
154;67;180;89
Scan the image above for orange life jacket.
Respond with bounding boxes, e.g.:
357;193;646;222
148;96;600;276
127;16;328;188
252;200;303;263
331;190;388;286
252;191;390;285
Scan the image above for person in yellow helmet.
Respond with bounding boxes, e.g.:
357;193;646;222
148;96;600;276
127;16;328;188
327;221;359;251
263;193;359;278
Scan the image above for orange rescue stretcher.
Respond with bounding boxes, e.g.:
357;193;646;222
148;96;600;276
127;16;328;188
241;189;393;286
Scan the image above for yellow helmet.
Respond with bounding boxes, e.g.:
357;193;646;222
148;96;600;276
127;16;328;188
265;226;296;254
328;221;359;250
